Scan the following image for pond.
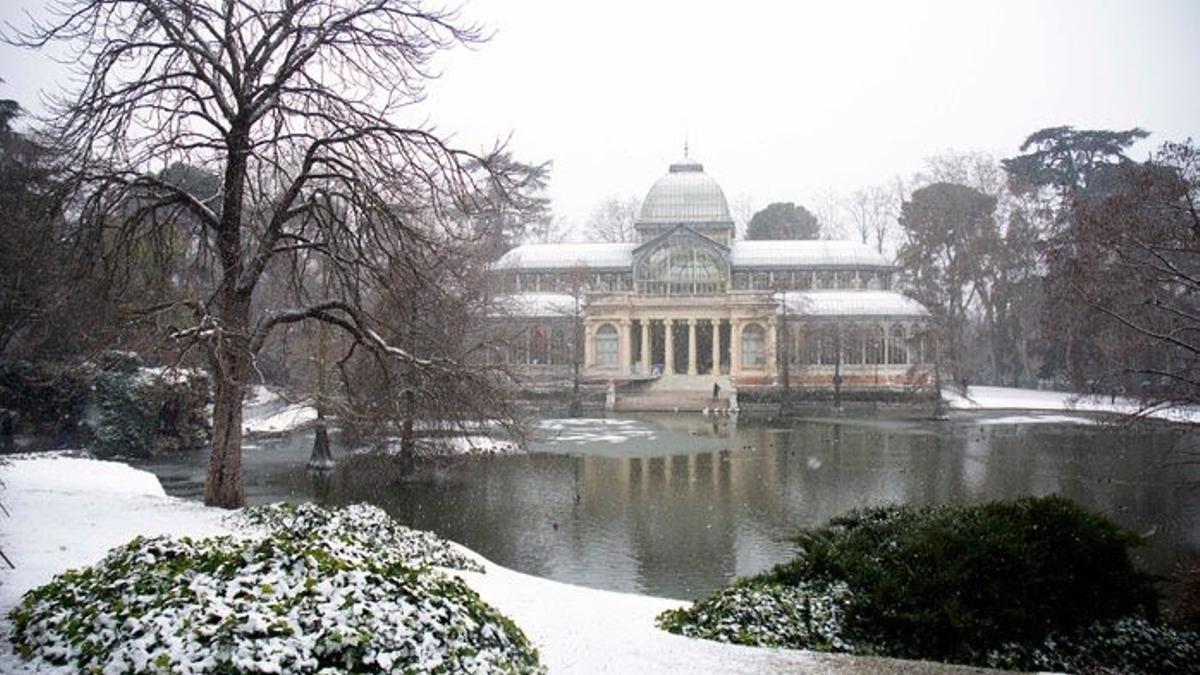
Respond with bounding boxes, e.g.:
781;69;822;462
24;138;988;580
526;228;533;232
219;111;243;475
138;411;1200;601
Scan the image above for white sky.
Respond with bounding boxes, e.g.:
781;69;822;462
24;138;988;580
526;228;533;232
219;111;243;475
3;0;1198;234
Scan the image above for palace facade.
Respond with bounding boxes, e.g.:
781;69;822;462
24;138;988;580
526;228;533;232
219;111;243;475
492;156;933;392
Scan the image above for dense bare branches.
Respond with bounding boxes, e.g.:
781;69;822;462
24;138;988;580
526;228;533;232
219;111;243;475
7;0;535;506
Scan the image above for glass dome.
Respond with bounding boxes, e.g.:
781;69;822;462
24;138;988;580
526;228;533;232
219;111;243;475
636;159;734;226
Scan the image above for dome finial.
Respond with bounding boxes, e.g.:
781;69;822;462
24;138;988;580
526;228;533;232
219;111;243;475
684;132;689;159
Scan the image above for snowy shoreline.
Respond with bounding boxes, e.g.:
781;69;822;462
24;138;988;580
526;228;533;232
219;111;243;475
944;385;1200;425
0;455;998;674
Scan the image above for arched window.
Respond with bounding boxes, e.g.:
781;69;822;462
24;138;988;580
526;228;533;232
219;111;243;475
595;324;619;367
888;325;908;365
635;235;728;295
919;328;934;365
844;324;865;365
741;323;766;368
818;325;839;364
530;325;549;364
866;325;886;364
550;325;568;365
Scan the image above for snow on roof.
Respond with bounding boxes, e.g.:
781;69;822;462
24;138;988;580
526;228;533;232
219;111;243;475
731;240;892;268
781;290;930;319
496;292;577;318
495;239;893;271
494;243;636;270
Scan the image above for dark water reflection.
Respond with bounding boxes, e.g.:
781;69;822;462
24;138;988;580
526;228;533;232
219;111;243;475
139;412;1200;600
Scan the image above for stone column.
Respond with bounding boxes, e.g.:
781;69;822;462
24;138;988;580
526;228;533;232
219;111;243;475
664;319;675;375
619;319;632;374
687;318;698;375
584;322;595;369
640;320;651;375
730;318;742;377
711;319;721;375
766;317;778;379
883;321;891;366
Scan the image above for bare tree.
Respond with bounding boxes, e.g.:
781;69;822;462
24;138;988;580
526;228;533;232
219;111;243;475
844;185;896;253
8;0;538;507
584;195;639;243
809;189;848;242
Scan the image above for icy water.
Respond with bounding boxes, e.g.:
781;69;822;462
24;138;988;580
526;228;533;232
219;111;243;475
139;411;1200;601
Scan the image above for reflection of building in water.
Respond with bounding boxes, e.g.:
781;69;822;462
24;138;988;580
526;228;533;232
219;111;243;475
490;154;933;398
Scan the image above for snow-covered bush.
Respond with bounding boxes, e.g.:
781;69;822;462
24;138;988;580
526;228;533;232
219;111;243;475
10;526;542;673
229;502;484;573
984;616;1200;675
658;496;1197;673
657;580;857;653
87;353;210;458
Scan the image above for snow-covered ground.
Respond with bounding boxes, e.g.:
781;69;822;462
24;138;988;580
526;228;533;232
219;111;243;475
944;385;1200;425
241;385;318;435
0;455;982;674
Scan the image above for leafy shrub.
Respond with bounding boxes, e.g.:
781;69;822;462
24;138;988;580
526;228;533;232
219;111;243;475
764;496;1158;661
0;359;93;436
11;505;542;674
87;356;210;458
657;580;857;653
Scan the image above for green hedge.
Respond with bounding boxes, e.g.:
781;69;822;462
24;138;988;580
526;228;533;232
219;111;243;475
659;496;1199;673
766;496;1158;660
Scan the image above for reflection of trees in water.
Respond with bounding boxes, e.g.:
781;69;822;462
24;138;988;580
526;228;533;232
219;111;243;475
232;418;1199;599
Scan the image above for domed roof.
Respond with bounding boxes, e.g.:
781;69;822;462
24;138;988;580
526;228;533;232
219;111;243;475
636;158;733;226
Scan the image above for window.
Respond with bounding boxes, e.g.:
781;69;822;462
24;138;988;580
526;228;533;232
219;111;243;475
596;324;619;367
816;271;835;289
530;325;549;364
818;326;839;364
741;323;766;367
888;325;908;365
844;325;865;365
866;326;885;364
634;235;728;295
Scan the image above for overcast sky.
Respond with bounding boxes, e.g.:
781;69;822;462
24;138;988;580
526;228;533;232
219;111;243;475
3;0;1198;235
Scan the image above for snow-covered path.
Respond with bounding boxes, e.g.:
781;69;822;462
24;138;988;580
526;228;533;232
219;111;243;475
944;385;1200;424
0;456;998;674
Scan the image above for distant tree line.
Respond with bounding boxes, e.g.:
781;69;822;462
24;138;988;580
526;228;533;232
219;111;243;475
896;127;1198;411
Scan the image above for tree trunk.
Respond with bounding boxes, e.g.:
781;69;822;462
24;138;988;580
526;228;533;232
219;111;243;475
399;388;416;475
308;414;334;470
205;126;252;508
205;332;249;507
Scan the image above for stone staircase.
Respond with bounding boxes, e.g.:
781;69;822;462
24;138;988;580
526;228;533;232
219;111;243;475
612;375;734;412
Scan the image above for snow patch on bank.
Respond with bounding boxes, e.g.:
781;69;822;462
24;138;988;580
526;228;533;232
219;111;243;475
535;418;659;444
0;456;231;620
975;414;1098;426
241;385;318;435
944;385;1200;425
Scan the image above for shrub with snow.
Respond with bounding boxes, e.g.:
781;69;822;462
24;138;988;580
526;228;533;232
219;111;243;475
229;502;484;573
985;616;1200;674
10;504;542;674
659;496;1199;674
656;580;857;653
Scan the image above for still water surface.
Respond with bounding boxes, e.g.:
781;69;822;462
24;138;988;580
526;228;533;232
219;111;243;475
139;411;1200;600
